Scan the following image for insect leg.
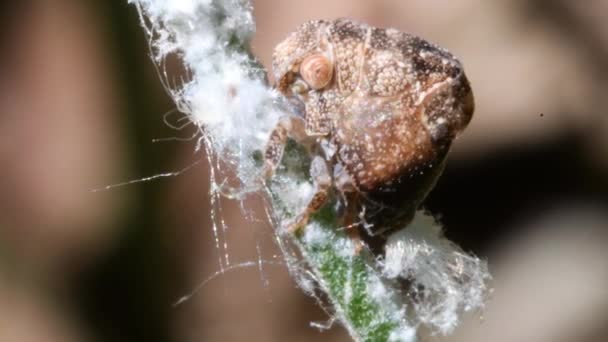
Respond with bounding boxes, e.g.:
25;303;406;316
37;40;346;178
287;156;331;233
262;115;307;179
340;192;364;253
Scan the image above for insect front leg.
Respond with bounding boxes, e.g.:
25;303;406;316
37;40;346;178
286;156;331;233
262;115;308;179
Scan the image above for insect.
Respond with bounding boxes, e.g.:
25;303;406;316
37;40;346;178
264;18;474;239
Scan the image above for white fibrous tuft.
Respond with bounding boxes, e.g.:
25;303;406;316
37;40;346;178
131;0;285;191
383;212;492;334
388;327;417;342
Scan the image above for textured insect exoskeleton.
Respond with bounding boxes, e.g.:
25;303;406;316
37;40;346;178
265;18;474;238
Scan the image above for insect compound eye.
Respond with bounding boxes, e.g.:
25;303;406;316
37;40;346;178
299;54;333;90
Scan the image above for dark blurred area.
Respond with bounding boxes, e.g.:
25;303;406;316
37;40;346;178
0;1;607;341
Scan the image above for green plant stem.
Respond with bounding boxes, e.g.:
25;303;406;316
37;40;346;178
269;144;415;342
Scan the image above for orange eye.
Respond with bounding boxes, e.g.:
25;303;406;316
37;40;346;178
299;54;333;90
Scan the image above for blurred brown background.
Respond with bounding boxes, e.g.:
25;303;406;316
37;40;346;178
1;1;607;341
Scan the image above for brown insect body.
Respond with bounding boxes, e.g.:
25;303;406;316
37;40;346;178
269;19;474;236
